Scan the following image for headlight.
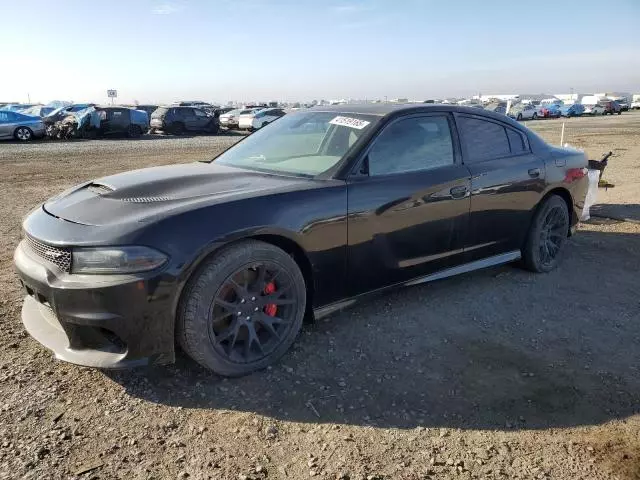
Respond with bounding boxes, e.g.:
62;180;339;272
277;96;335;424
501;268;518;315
72;246;167;274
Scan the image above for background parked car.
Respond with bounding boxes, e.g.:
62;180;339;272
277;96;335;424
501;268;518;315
93;107;149;138
559;104;585;117
1;104;41;113
484;102;507;115
134;105;159;117
0;110;45;141
150;106;219;135
599;100;622;115
508;104;538;121
238;108;286;130
583;103;605;115
611;99;629;111
538;104;562;118
20;105;57;118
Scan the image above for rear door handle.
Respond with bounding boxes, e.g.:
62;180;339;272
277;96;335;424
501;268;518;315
450;185;468;199
528;168;541;178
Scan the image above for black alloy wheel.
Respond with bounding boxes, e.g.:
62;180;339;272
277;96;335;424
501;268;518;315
522;195;569;272
209;263;297;364
537;204;568;268
178;240;306;376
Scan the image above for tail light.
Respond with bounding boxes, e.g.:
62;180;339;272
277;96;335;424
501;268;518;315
564;167;588;183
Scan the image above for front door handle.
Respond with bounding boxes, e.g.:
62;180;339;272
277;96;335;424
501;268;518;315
528;168;541;178
450;185;468;199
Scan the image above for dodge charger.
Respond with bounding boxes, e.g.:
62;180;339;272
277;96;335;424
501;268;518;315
14;104;589;376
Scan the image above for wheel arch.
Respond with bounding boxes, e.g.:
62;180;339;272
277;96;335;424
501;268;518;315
14;125;33;138
534;187;575;235
172;232;316;345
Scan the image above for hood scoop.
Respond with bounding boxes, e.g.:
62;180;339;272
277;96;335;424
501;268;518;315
87;183;115;195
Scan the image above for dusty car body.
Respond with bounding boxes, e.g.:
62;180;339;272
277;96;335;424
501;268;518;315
44;107;149;139
149;106;219;135
15;104;589;376
0;111;46;141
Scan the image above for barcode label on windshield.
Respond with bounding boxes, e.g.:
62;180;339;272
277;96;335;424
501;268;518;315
329;116;370;129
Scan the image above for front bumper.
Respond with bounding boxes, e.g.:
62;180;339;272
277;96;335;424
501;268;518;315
14;241;176;369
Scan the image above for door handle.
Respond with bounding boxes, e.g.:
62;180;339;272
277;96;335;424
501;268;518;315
528;168;541;178
450;185;468;199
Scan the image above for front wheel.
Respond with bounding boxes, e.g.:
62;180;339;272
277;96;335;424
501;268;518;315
177;240;307;376
532;113;538;120
521;195;570;273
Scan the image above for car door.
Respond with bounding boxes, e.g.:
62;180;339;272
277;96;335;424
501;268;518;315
179;108;196;131
454;113;546;261
346;113;471;295
193;108;210;130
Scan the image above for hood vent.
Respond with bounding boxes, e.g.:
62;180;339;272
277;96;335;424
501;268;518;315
120;196;175;203
87;183;114;195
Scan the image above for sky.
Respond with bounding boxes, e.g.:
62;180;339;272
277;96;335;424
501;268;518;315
2;0;639;105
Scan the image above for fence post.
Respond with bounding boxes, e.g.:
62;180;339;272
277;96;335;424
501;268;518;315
560;122;565;146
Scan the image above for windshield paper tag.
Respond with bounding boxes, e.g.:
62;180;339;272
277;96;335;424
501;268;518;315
329;116;370;129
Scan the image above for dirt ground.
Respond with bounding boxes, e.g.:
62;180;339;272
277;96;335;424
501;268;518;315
0;115;638;480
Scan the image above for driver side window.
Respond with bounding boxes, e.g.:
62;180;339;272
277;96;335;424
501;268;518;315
368;115;454;176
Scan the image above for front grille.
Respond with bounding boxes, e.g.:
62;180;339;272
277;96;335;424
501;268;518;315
24;235;72;273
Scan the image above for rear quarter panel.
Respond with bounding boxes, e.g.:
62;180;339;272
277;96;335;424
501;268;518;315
540;146;589;224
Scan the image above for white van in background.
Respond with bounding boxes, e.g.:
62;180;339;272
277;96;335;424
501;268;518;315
581;96;605;115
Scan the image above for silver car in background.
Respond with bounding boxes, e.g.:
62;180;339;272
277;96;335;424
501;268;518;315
0;110;46;141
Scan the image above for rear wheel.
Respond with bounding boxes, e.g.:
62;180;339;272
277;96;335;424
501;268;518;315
522;195;570;273
177;240;307;376
532;113;538;120
14;127;33;141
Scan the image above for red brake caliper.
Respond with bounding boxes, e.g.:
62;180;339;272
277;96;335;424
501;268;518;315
263;281;277;317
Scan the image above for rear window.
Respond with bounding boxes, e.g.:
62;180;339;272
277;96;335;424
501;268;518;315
457;116;511;163
152;107;169;117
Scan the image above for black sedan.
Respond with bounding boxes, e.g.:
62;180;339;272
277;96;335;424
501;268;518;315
14;104;589;376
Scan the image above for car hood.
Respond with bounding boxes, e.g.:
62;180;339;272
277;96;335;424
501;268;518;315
43;162;312;226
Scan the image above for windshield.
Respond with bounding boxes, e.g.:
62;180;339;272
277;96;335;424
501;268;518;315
214;111;379;176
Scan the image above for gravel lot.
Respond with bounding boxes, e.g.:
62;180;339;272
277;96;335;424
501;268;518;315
0;116;639;480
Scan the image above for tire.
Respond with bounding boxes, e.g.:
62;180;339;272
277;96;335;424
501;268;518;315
172;122;185;135
617;111;622;115
148;128;156;135
516;113;523;121
532;113;538;120
14;127;33;141
177;240;307;376
521;195;570;273
261;121;268;129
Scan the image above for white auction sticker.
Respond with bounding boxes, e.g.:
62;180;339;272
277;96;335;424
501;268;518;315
329;116;370;129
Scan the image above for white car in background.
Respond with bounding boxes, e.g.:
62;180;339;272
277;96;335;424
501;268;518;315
582;103;605;115
238;108;286;131
219;108;251;129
